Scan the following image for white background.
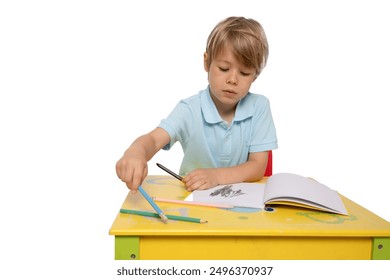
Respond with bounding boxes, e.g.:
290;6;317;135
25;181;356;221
1;0;389;279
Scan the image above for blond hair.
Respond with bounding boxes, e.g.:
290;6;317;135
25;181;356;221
205;17;269;77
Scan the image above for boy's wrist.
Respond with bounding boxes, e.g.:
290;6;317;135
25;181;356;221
215;168;231;186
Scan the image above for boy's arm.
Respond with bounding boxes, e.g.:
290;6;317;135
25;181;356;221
116;127;170;192
183;151;269;191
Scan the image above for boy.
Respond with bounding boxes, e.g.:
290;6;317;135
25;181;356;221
116;16;278;193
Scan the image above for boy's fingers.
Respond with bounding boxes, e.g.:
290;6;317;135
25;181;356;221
127;166;148;193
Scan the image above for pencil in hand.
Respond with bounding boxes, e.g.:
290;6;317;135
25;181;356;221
156;163;183;181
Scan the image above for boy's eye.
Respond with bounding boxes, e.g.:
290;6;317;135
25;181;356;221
218;66;252;76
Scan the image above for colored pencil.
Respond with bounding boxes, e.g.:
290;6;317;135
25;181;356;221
156;163;183;181
138;185;168;223
120;209;207;224
152;197;234;209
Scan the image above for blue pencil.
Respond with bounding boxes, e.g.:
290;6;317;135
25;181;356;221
138;185;168;223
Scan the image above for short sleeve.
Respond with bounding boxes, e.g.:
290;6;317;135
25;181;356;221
249;97;278;152
158;100;193;150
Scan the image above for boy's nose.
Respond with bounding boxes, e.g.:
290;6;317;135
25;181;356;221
226;73;238;85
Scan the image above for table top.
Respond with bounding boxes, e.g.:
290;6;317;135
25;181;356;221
109;175;390;237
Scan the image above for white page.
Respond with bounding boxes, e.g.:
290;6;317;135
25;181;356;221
187;183;266;208
264;173;348;214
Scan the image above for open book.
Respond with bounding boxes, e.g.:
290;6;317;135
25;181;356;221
187;173;348;215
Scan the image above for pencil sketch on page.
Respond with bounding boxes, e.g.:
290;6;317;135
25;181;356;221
189;182;266;208
210;184;245;198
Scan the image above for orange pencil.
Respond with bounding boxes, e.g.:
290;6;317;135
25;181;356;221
152;197;234;209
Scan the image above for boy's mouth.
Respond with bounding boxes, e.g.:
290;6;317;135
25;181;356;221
223;89;237;95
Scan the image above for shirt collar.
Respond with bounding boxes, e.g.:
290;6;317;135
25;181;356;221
201;87;254;124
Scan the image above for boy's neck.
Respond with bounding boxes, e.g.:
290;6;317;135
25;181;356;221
209;94;237;124
218;107;235;124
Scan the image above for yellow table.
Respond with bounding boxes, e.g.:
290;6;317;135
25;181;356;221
109;175;390;260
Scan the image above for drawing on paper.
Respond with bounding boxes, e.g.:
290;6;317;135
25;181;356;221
189;182;266;208
210;184;245;198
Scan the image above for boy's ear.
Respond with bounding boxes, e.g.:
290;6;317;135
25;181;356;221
203;52;210;72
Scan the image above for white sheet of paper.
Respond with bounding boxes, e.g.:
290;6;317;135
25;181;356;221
264;173;348;215
187;183;266;208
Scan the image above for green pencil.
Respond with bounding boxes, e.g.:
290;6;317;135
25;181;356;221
120;209;207;224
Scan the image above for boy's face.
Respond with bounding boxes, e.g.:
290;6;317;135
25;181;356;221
204;45;257;112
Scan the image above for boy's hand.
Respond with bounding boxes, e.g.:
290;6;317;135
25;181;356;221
183;168;220;191
115;155;148;193
115;128;171;192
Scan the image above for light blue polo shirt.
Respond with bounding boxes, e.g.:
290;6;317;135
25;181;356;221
158;87;278;176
